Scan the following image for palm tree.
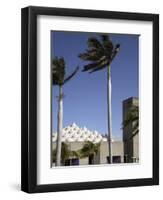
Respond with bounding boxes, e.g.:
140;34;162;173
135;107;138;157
52;142;70;165
52;142;79;165
79;35;120;163
79;141;100;164
123;105;139;138
52;57;79;166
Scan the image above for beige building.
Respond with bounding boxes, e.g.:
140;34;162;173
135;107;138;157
52;97;139;166
52;140;124;166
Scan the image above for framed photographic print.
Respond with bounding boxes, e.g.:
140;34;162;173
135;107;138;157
21;6;159;193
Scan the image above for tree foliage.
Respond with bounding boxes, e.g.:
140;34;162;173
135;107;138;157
52;57;79;86
52;142;80;164
79;141;100;158
79;34;120;73
123;106;139;138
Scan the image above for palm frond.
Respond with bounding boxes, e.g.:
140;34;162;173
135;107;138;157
79;141;100;158
79;50;102;61
70;150;80;158
52;142;79;163
132;122;139;135
52;57;65;85
82;62;100;72
123;112;138;127
101;34;113;55
82;56;108;72
122;106;139;137
87;37;104;51
110;44;120;62
79;34;120;74
63;66;79;85
89;59;110;73
123;112;138;128
100;34;109;42
52;57;79;86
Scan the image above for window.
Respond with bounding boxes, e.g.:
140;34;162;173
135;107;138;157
113;156;121;163
71;158;79;165
64;158;79;166
107;156;121;163
64;159;71;166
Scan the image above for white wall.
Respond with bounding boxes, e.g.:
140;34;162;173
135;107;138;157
0;0;162;199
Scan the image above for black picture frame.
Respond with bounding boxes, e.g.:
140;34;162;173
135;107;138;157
21;6;159;193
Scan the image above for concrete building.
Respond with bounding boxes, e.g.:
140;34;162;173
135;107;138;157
52;97;139;166
123;97;139;163
52;123;124;166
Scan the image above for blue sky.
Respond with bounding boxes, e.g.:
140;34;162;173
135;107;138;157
51;31;139;140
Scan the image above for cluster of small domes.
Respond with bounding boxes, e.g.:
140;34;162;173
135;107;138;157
52;123;108;143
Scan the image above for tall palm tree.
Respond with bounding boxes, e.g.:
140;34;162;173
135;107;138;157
52;142;70;165
52;142;79;165
79;141;100;164
79;35;120;163
52;57;79;166
123;105;139;138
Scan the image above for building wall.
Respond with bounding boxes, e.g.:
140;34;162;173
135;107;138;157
99;141;124;164
123;97;139;163
68;142;89;165
133;134;139;162
52;141;124;165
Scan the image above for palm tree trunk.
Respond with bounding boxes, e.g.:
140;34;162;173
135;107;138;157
107;65;113;164
56;86;63;166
